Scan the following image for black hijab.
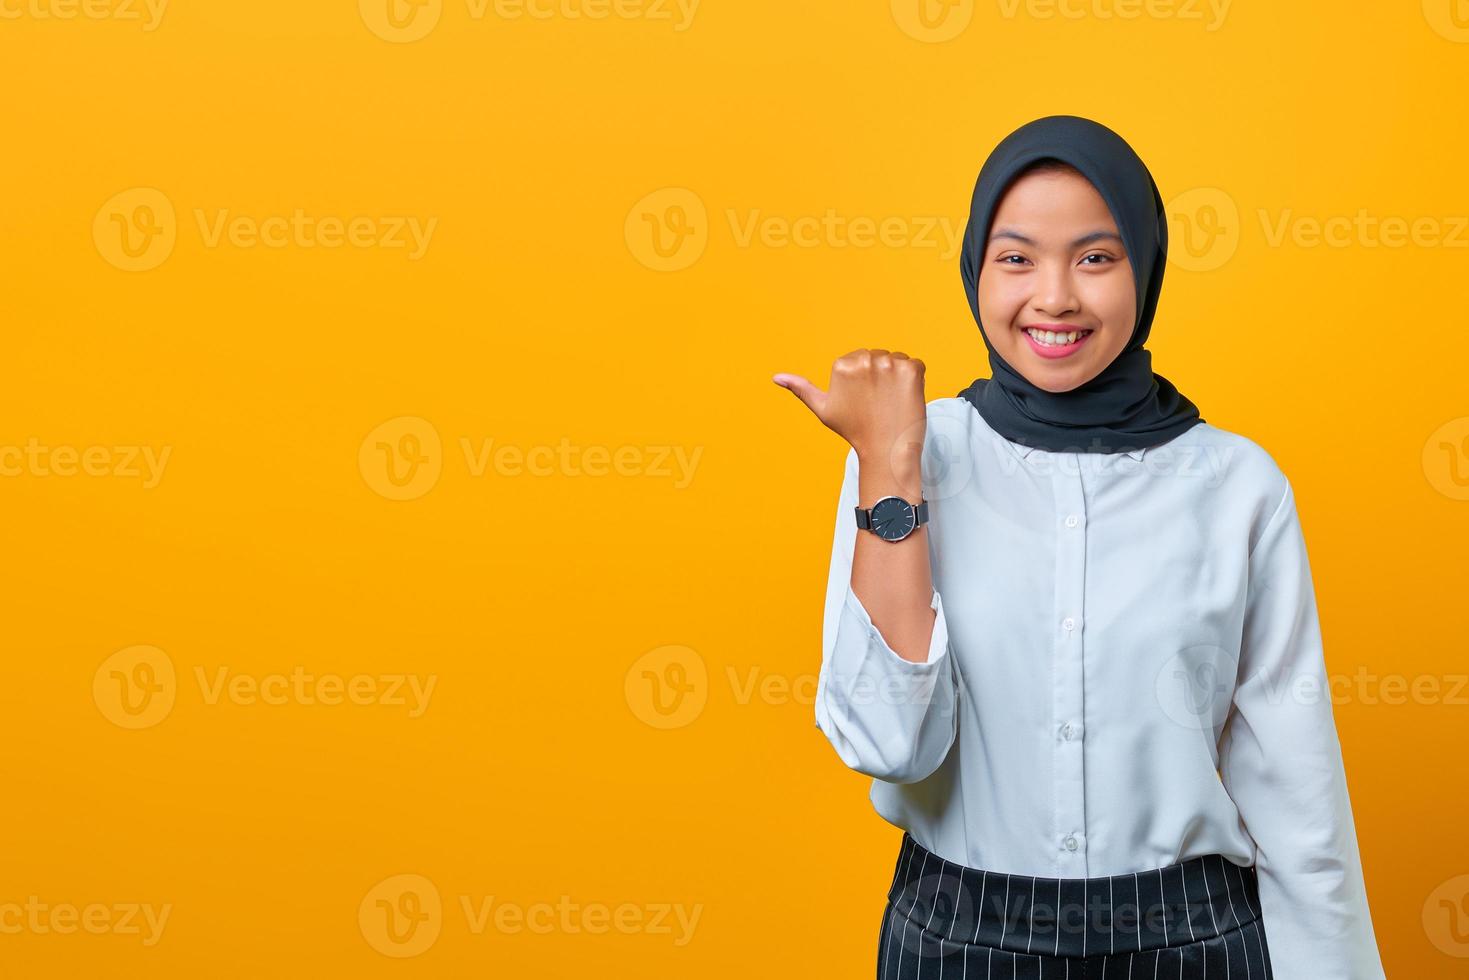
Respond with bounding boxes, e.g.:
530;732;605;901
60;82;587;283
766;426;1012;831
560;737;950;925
957;115;1203;454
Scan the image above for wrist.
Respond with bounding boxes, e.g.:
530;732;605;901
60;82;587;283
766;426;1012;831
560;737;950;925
856;454;924;505
857;449;922;480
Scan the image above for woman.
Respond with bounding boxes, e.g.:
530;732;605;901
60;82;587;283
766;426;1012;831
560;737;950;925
773;116;1385;978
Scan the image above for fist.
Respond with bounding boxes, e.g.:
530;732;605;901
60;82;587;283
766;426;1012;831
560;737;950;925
773;348;927;466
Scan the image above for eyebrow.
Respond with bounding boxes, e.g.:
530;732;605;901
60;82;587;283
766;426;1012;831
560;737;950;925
988;228;1125;248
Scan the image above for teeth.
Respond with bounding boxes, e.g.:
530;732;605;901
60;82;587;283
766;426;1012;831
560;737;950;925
1026;328;1090;346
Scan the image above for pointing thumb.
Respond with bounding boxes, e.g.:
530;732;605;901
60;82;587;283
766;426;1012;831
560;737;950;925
772;373;827;420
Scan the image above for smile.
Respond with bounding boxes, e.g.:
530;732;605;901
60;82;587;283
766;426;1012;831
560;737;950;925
1022;326;1094;358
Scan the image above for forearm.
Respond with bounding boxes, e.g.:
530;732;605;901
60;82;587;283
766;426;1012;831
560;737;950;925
815;445;957;784
852;451;936;663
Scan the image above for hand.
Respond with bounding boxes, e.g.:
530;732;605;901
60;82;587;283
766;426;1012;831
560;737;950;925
773;349;927;472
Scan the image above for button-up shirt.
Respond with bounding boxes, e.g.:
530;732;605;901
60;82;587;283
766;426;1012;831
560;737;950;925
813;396;1385;978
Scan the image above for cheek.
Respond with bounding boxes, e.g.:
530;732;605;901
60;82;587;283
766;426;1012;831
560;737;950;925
1084;280;1135;336
976;277;1023;324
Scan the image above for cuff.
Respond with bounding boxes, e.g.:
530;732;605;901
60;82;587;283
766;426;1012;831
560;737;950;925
843;586;949;668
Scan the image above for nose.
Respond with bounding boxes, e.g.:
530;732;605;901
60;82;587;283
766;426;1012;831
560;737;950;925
1030;261;1079;317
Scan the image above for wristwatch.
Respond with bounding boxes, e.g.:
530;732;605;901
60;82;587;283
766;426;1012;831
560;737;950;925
854;496;929;542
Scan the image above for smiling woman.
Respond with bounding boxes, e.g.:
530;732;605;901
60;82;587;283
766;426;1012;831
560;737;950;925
956;117;1202;455
976;159;1134;387
779;114;1388;980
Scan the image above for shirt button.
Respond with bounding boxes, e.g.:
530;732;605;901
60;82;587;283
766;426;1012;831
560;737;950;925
1063;835;1079;851
1064;515;1079;528
1062;617;1076;632
1061;722;1075;740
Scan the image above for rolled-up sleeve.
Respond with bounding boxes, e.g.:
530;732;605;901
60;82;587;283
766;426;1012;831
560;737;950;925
813;447;959;784
1219;481;1386;978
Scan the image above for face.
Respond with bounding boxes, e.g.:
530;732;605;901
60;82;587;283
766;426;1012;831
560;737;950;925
975;168;1136;393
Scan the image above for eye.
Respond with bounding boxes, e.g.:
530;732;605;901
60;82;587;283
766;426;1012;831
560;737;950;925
995;254;1030;266
1080;253;1115;266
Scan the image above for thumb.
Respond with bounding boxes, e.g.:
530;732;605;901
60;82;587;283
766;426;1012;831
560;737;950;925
772;373;828;420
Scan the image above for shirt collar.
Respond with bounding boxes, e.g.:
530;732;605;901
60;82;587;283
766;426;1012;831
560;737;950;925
1006;441;1147;462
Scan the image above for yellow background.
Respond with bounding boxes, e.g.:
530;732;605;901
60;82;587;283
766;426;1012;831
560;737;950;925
2;0;1467;975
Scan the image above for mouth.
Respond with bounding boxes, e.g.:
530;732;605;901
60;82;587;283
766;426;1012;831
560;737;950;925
1021;325;1094;359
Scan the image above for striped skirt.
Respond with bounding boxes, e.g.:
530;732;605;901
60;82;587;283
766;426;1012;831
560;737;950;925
878;832;1276;979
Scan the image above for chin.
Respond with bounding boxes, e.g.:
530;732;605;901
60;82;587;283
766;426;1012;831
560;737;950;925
1020;362;1092;393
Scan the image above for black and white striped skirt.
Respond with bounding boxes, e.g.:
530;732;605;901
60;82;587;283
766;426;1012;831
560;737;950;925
878;832;1275;979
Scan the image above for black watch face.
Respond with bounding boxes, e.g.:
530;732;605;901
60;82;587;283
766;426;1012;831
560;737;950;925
870;497;916;541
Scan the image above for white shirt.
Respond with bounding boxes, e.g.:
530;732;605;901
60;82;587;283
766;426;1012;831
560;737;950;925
813;396;1385;979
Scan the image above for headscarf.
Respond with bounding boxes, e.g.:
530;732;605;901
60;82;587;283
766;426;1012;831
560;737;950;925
957;114;1204;454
